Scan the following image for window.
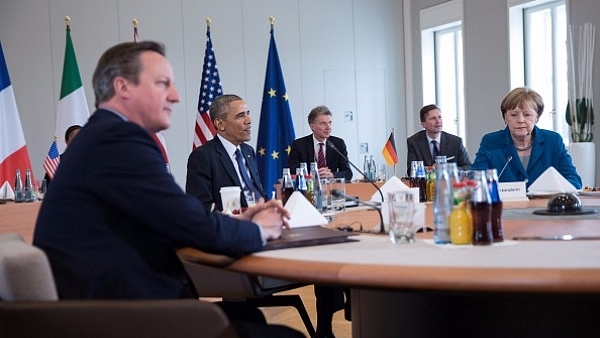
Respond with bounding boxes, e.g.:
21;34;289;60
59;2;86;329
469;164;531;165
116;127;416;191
421;0;465;141
510;0;568;143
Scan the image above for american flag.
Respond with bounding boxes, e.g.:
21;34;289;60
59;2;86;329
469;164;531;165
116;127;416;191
43;140;60;179
193;22;222;150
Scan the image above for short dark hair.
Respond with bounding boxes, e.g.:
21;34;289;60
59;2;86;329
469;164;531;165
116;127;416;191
419;104;439;122
500;87;544;119
92;41;166;107
209;94;244;123
65;125;82;143
307;105;332;124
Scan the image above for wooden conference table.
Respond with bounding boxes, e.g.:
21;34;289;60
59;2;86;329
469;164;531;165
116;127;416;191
4;193;600;337
226;196;600;337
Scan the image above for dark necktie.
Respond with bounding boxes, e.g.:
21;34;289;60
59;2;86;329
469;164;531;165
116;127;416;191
431;140;439;160
235;148;261;199
317;142;326;168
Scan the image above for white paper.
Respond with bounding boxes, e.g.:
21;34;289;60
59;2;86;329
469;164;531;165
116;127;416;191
527;166;576;195
369;175;424;230
0;181;15;200
284;191;329;228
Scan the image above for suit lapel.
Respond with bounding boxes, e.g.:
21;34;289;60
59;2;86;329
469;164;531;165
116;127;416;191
215;138;242;186
418;132;433;163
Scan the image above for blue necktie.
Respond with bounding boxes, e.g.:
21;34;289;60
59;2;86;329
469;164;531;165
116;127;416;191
235;148;262;200
431;140;439;160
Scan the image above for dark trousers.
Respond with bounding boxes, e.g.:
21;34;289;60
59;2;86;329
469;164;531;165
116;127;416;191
314;285;351;336
217;301;305;338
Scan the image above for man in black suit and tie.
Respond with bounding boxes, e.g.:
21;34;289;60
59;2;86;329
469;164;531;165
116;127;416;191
288;105;351;338
288;105;353;181
186;94;267;211
406;104;471;174
33;41;302;338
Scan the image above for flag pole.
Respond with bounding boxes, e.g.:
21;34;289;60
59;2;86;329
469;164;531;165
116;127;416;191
132;18;138;42
269;15;275;29
206;17;211;30
65;15;70;29
392;127;396;177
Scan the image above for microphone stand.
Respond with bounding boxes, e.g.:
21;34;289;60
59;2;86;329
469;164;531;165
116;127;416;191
326;140;385;204
331;190;386;235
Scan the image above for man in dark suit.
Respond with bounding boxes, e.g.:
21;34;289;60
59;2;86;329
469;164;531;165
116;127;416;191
33;41;302;338
288;105;351;338
186;94;267;211
406;104;471;174
288;105;353;182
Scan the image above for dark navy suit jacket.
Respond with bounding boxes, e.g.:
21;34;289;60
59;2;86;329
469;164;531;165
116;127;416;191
471;126;582;189
186;136;267;211
406;130;471;174
33;110;263;300
287;134;353;181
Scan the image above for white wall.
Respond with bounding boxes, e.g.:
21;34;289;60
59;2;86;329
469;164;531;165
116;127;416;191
0;0;404;188
1;0;599;187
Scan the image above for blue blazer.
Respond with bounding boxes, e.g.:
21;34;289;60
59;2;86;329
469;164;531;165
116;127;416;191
471;126;582;189
33;110;263;300
186;136;267;211
287;134;353;181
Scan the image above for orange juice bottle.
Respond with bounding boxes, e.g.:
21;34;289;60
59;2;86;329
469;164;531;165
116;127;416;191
450;182;472;244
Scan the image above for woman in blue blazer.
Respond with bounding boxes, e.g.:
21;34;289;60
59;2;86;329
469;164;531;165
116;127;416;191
471;87;581;189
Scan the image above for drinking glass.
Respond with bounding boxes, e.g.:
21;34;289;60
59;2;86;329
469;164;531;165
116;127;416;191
330;178;346;212
388;191;416;244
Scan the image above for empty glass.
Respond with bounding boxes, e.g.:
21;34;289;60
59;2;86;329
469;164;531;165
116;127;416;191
388;191;416;244
330;178;346;212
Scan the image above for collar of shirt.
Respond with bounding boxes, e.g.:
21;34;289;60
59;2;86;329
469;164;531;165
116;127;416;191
313;135;327;151
426;134;441;145
217;134;240;161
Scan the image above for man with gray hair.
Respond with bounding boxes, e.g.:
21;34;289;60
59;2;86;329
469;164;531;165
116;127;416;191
288;105;353;181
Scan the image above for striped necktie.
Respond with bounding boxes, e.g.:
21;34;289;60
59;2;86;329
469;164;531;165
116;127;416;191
317;142;326;168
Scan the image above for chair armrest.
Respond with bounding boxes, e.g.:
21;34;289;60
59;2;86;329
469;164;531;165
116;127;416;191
177;247;237;268
0;299;238;338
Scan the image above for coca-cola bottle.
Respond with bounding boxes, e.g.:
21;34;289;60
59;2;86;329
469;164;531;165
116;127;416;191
281;168;295;205
470;170;493;245
486;169;504;242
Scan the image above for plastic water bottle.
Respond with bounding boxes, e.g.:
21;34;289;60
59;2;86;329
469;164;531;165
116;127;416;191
310;162;323;212
433;162;452;244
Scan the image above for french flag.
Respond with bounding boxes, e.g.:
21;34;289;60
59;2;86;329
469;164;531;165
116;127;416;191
0;41;33;198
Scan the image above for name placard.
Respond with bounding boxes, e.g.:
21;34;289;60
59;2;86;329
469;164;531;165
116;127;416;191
498;181;528;202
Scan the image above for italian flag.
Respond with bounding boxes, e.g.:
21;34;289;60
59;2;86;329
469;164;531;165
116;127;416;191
0;41;33;198
55;24;89;153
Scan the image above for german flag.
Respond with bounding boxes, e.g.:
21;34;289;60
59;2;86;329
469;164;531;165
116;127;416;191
381;131;398;166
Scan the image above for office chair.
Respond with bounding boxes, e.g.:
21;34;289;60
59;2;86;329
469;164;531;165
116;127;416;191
0;233;238;338
177;247;316;337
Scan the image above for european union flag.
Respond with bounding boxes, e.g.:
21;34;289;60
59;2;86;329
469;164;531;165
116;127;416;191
256;26;295;196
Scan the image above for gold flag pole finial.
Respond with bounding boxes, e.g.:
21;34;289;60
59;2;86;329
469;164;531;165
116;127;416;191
132;18;138;28
206;17;211;28
269;15;275;29
65;16;71;28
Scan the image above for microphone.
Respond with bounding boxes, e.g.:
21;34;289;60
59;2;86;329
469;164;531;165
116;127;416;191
326;140;385;204
331;189;386;234
498;155;513;179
